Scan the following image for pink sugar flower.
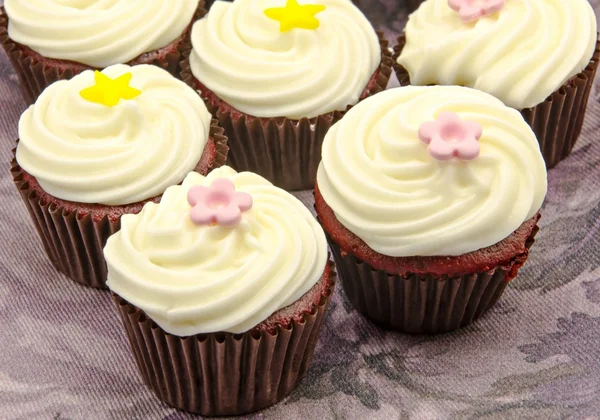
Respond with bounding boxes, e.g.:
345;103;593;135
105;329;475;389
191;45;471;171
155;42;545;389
448;0;505;22
418;112;482;161
187;178;253;227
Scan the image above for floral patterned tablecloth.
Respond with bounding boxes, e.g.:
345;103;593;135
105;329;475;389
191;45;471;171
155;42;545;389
1;1;600;419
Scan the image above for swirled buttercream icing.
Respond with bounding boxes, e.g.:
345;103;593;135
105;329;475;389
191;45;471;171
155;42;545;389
104;166;328;336
16;64;211;206
316;86;547;257
4;0;198;68
188;0;380;119
397;0;597;109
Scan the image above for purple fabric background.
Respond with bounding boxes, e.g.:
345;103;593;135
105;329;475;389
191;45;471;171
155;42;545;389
1;1;600;419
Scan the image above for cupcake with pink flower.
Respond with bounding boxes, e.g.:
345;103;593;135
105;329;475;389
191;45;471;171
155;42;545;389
315;85;547;333
394;0;599;167
105;166;335;415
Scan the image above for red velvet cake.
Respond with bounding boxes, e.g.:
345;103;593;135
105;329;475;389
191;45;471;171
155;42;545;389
181;0;392;190
104;167;334;415
12;65;227;288
315;85;548;333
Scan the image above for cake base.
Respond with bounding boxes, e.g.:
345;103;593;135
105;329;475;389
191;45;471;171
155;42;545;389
315;183;540;334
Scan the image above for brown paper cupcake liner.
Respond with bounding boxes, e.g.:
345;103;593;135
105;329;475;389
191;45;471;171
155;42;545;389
210;121;230;169
0;4;206;105
326;223;539;334
112;263;336;416
393;34;600;168
10;120;227;289
181;31;393;191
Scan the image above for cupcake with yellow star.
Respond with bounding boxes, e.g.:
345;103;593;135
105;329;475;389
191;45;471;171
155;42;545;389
181;0;392;190
11;64;228;288
0;0;205;105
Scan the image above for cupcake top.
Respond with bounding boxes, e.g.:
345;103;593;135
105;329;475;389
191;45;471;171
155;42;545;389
316;86;547;257
397;0;597;109
16;64;211;206
104;166;328;336
4;0;197;68
189;0;380;119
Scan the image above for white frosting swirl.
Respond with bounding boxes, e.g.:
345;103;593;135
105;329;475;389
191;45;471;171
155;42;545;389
4;0;198;68
397;0;597;109
16;64;211;206
104;166;328;336
189;0;380;119
317;86;547;257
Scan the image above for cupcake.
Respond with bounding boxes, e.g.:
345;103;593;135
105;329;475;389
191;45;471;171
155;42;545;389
104;166;335;416
0;0;204;105
181;0;392;190
11;64;227;288
393;0;599;168
315;85;547;334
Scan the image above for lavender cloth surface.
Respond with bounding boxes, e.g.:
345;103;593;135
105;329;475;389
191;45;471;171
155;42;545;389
2;1;600;419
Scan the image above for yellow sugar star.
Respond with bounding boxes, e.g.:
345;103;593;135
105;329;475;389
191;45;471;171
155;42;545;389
264;0;326;33
79;71;141;107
